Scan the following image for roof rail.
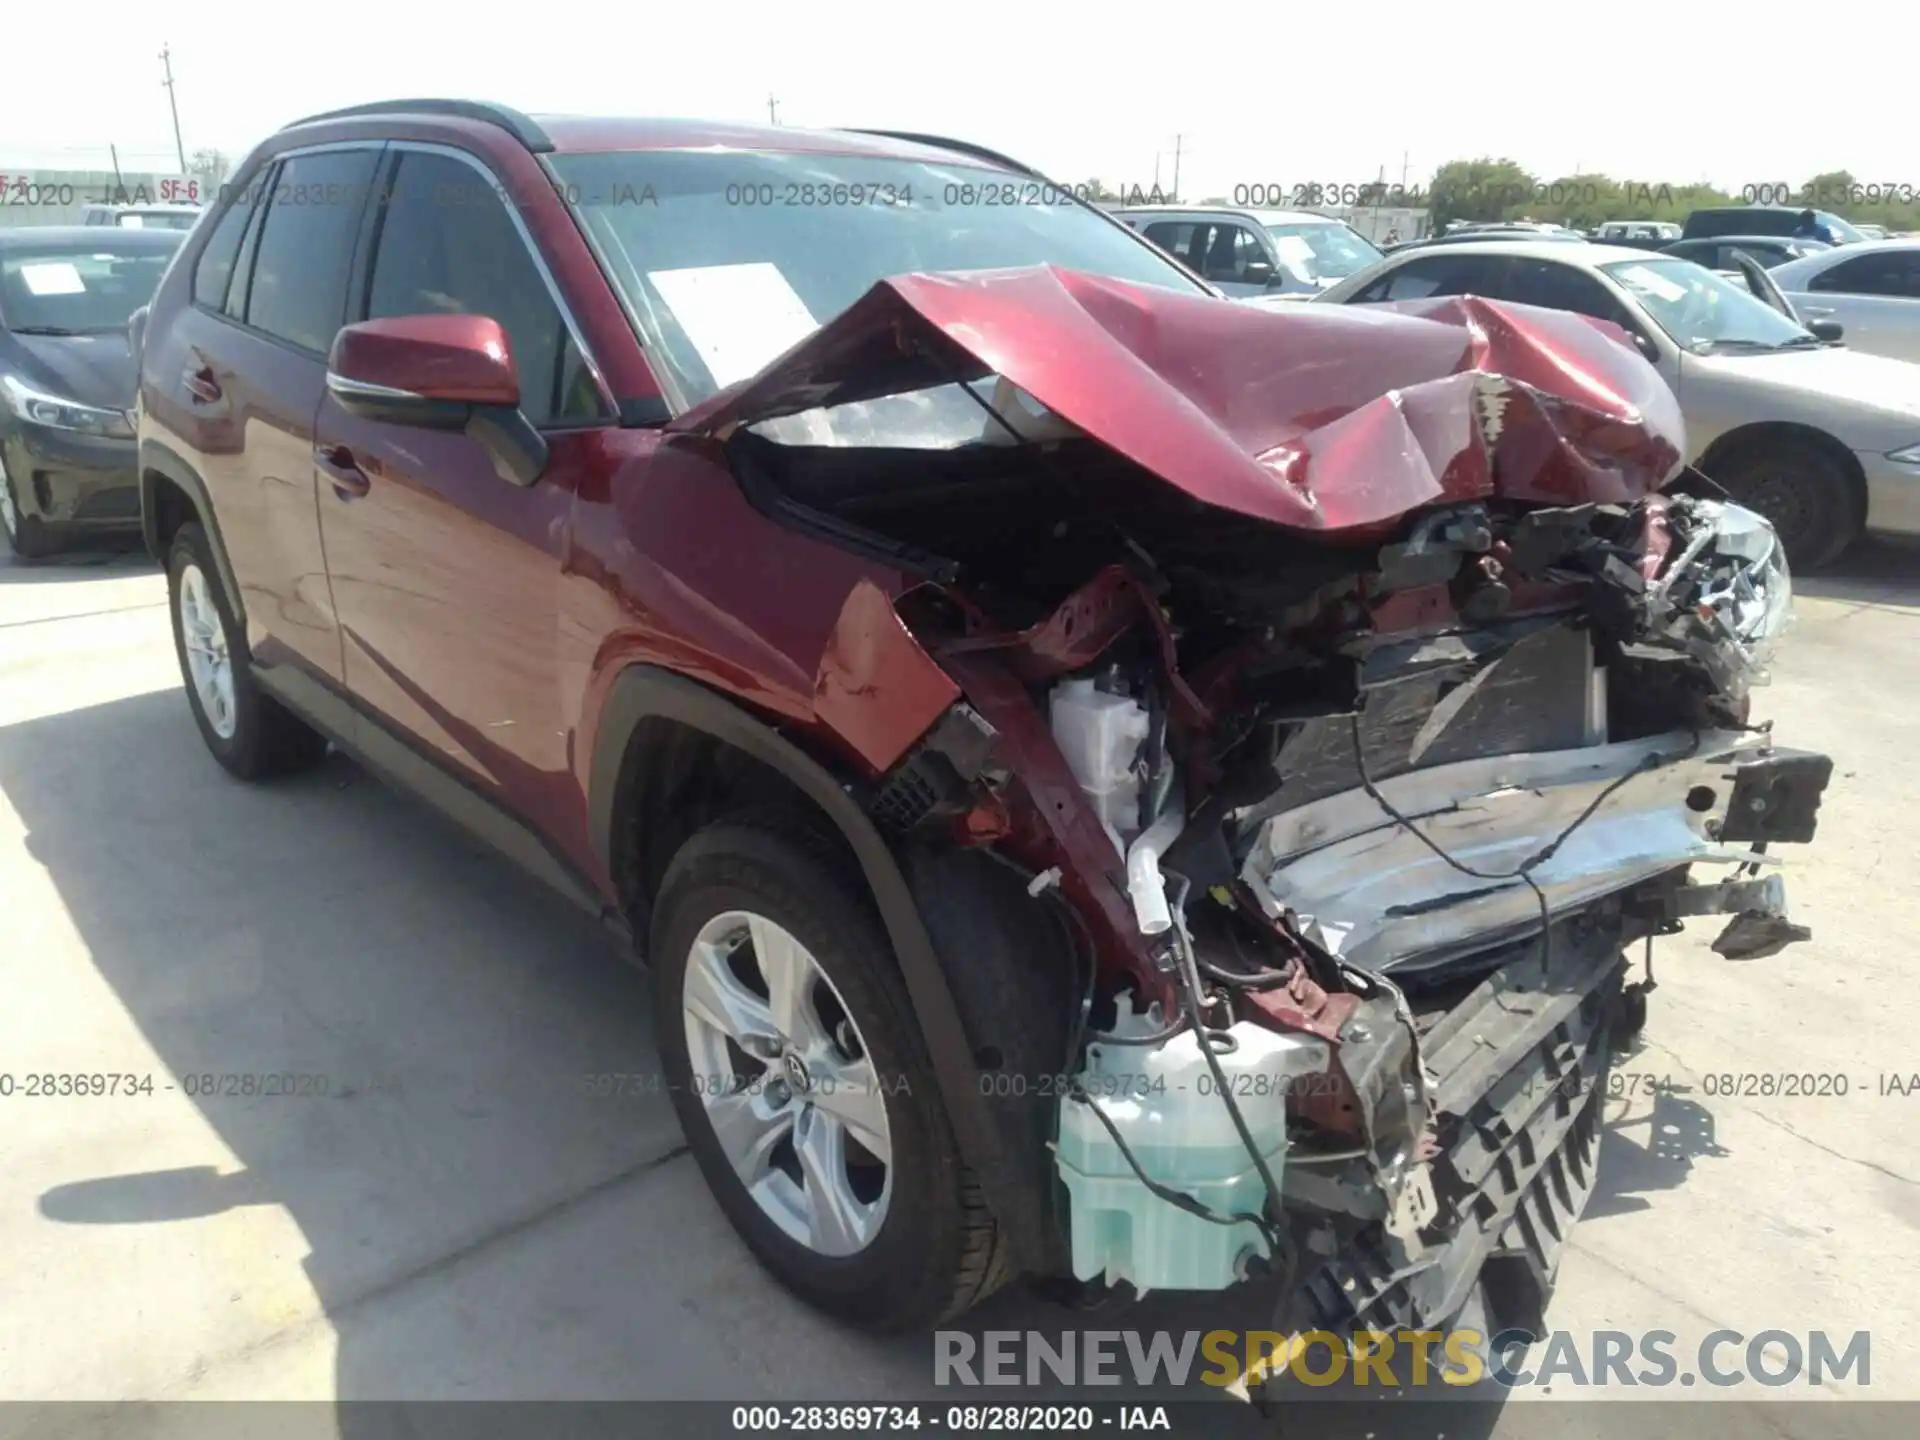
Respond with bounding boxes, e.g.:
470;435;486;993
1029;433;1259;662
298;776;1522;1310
843;130;1040;179
282;99;553;153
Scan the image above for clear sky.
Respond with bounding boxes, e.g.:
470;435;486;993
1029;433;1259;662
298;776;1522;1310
3;0;1914;195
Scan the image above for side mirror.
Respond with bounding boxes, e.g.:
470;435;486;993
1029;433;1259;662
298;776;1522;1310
1808;319;1845;342
326;314;548;487
1241;258;1277;286
1632;330;1662;363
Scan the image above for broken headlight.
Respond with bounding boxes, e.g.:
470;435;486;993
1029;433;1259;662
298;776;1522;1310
1646;499;1793;697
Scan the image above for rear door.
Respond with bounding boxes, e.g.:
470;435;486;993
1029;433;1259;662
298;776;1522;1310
1796;251;1920;362
156;145;380;683
313;144;616;813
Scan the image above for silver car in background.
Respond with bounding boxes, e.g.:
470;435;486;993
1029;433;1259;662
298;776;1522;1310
1315;240;1920;567
1768;240;1920;365
1115;205;1383;297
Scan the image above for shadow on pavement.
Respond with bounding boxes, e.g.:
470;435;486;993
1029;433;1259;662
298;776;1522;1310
1796;536;1920;611
0;536;154;584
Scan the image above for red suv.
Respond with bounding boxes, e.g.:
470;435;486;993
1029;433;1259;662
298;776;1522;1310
139;100;1827;1344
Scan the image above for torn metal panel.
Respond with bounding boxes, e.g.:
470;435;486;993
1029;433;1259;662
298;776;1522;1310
1242;729;1780;973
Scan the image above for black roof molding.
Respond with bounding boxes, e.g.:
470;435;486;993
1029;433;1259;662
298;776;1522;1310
843;129;1039;179
282;99;553;153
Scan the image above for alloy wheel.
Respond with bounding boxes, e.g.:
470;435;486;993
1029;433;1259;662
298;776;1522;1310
178;563;237;739
681;909;893;1257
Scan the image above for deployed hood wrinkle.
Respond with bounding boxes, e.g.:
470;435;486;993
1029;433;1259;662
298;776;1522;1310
672;266;1686;534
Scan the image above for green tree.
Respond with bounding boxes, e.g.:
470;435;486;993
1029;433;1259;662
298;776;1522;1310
1429;158;1535;227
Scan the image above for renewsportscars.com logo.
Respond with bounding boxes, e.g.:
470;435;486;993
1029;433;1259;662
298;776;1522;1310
934;1328;1873;1391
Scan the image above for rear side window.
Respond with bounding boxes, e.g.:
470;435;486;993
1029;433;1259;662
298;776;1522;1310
1356;254;1504;302
243;149;379;354
1810;253;1920;298
363;150;606;428
192;191;255;310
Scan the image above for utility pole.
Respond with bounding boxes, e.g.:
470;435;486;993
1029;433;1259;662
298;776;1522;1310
1171;134;1182;201
109;144;128;204
767;94;780;125
159;44;187;171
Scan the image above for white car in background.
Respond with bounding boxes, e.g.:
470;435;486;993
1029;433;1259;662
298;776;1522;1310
1315;240;1920;567
1114;205;1383;298
1767;240;1920;364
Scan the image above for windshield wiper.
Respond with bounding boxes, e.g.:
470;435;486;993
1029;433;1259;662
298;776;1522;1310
1771;333;1826;349
10;325;86;336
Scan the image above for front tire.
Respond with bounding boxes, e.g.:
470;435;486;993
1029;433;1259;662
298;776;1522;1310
1;458;59;559
167;522;329;779
651;816;1010;1330
1713;438;1858;571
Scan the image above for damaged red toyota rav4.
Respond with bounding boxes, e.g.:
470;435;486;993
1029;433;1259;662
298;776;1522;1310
137;103;1829;1344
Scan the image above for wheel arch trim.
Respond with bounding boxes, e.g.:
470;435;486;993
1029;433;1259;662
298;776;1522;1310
139;439;247;627
587;665;1039;1262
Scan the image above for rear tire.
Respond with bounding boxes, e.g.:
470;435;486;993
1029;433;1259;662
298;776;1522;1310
651;815;1009;1331
1712;438;1858;571
167;522;329;780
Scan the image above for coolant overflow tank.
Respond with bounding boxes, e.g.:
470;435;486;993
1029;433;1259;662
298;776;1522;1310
1055;1019;1330;1293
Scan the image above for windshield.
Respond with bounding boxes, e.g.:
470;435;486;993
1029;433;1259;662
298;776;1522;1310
0;240;180;333
1601;257;1813;352
1263;221;1382;282
553;151;1206;407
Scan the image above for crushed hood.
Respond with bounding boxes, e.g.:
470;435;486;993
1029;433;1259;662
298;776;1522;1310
670;265;1686;534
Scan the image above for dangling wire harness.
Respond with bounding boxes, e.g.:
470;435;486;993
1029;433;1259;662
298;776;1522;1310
1344;712;1703;977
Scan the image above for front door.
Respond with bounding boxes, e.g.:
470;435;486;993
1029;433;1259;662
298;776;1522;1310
313;145;615;826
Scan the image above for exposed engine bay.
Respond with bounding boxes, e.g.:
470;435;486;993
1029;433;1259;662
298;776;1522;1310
692;268;1832;1339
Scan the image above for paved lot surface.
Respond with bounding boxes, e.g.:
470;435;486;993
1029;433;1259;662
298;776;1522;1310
2;537;1917;1434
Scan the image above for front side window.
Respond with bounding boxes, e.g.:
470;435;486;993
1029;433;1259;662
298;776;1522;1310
554;150;1204;407
1505;259;1633;325
364;151;606;428
1183;223;1267;284
244;149;379;354
1601;257;1812;352
1356;254;1504;302
0;238;182;334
